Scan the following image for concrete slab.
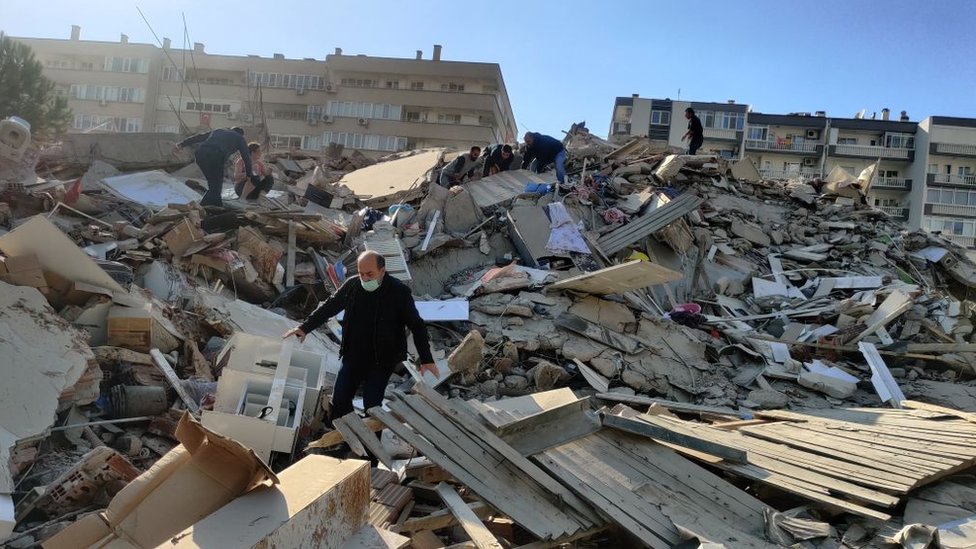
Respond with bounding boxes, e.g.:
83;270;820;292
339;149;444;209
59;132;189;170
100;170;203;211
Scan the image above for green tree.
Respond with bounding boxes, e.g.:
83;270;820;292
0;32;72;138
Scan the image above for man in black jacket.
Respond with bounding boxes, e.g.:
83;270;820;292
521;132;566;184
176;126;261;207
482;144;515;176
284;251;438;420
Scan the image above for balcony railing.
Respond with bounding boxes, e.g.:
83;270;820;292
759;168;820;180
932;142;976;157
832;144;913;159
703;128;738;140
938;233;976;248
879;206;910;219
746;139;821;153
872;177;912;191
929;204;976;217
930;173;976;187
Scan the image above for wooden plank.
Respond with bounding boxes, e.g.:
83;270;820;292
412;384;601;526
435;483;504;549
471;389;579;427
513;527;607;549
549;260;682;295
597;193;705;255
595;392;739;418
495;399;601;457
411;530;446;549
150;349;200;414
554;313;641;354
332;415;367;457
538;441;678;548
307;417;384;449
286;221;296;287
372;404;569;540
398;502;491;533
347;410;396;469
902;400;976;424
851;290;912;344
602;413;748;463
572;359;610;393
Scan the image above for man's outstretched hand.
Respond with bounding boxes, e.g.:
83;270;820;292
283;326;307;343
419;362;440;379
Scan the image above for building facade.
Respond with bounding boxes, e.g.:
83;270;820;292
610;95;976;248
14;26;517;156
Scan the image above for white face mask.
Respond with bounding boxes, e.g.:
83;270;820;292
361;278;380;292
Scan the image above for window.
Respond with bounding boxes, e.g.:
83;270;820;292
748;126;768;140
613;122;630;134
162;66;185;81
326;101;402;120
650;110;670;126
270;135;302;149
928;163;939;174
718;111;745;130
437;114;461;124
70;85;144;103
837;137;858;145
302;135;323;150
884;133;914;149
702;111;714;128
322;132;407;151
249;72;325;89
410;82;424;91
184;101;233;113
927;189;940;203
960;166;974;177
155;125;179;133
440;82;465;92
104;57;149;73
340;78;377;88
386;80;399;89
405;111;421;122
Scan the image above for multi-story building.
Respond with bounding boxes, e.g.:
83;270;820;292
13;26;517;156
913;117;976;248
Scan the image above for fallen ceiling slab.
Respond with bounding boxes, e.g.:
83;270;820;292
549;260;683;295
99;170;203;211
465;169;557;209
339;149;445;209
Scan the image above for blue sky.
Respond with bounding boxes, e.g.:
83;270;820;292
4;0;975;138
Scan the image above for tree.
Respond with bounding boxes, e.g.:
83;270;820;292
0;32;72;138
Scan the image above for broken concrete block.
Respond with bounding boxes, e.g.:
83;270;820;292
731;221;771;247
561;335;610;362
589;355;621;378
746;389;790;409
568;296;636;333
503;375;530;392
528;361;570;391
798;362;858;399
448;330;485;382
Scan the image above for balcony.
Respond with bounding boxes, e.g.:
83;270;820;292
926;203;976;218
939;233;976;248
931;142;976;158
927;173;976;187
872;177;912;191
759;168;821;180
829;144;914;161
878;206;909;220
746;139;822;154
703;128;739;141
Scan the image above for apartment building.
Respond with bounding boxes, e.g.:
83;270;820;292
13;26;517;156
913;117;976;248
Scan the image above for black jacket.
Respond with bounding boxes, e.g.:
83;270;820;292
179;128;255;177
299;273;434;366
521;132;564;169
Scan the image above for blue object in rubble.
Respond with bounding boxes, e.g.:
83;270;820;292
525;182;551;194
334;261;346;283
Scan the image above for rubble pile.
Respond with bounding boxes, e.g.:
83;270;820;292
4;120;976;548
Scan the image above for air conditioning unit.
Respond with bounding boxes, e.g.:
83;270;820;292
325;83;337;93
226;111;238;120
806;129;820;140
307;118;318;126
322;115;334;124
241;113;254;124
296;88;305;96
357;118;369;127
803;157;817;167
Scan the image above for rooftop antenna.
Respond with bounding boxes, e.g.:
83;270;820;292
677;88;681;100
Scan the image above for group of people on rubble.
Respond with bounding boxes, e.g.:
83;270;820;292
177;126;571;208
437;131;567;190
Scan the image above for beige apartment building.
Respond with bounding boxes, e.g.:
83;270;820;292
609;95;976;248
14;26;517;156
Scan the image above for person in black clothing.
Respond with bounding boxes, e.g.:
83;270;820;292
482;144;515;176
521;132;566;183
283;251;439;421
176;126;260;207
682;108;704;155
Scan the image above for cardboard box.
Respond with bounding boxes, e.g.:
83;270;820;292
0;254;47;289
42;412;278;549
107;305;153;353
164;218;204;257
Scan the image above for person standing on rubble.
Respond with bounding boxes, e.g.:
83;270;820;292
439;146;483;188
175;126;261;208
521;132;566;184
233;142;274;201
283;251;439;423
481;144;515;176
682;108;704;155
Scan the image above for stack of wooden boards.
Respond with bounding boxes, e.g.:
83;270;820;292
602;403;976;521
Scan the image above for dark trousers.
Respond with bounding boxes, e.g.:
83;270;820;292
688;138;704;155
330;358;395;421
194;147;226;207
235;175;274;200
